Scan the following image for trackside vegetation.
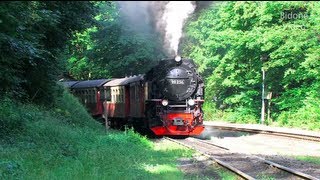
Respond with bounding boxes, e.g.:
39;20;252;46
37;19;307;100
182;1;320;130
0;90;235;179
296;156;320;165
0;91;187;179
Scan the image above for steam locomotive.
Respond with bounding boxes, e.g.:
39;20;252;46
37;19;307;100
62;56;205;136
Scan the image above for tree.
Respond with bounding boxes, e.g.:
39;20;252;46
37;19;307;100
182;1;320;125
0;1;98;104
66;2;165;79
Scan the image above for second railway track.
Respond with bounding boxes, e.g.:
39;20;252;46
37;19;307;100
166;137;319;180
205;124;320;142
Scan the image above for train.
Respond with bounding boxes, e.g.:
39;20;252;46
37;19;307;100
62;56;205;136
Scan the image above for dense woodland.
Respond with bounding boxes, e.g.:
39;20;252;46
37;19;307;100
1;1;320;129
181;1;320;129
0;2;164;105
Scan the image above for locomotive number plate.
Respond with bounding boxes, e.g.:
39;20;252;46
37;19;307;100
170;79;185;85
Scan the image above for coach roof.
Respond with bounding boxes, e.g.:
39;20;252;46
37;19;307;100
72;79;111;89
61;81;79;88
104;75;144;86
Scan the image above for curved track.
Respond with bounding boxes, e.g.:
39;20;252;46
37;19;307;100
206;124;320;142
166;137;319;180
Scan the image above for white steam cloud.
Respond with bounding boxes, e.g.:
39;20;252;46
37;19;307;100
117;1;197;56
162;1;196;55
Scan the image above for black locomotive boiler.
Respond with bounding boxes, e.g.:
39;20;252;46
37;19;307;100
144;56;205;135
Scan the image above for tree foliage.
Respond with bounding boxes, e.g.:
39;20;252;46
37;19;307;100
182;2;320;126
67;2;165;79
0;1;97;104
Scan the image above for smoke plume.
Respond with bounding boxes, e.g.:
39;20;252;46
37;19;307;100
116;1;198;57
161;1;196;56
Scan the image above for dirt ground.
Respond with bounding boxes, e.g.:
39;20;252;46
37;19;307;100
196;126;320;178
153;124;320;179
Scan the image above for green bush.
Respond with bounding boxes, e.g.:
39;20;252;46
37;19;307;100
53;90;101;128
277;95;320;130
203;101;257;124
0;98;25;137
224;107;258;124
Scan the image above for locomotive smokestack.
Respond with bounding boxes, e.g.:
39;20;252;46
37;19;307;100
175;55;182;62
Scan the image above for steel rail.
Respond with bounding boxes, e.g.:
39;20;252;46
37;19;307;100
164;137;255;180
194;138;319;180
207;125;320;142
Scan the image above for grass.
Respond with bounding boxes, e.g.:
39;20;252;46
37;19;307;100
0;91;236;179
295;156;320;165
256;173;276;180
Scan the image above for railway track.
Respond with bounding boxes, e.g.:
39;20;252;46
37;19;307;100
205;124;320;142
165;137;319;180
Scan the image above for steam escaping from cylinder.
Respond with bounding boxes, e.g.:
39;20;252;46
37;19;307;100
162;2;196;56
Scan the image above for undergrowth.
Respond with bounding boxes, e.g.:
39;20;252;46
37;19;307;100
203;96;320;131
0;90;196;179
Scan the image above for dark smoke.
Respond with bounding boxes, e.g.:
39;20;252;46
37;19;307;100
116;1;216;57
117;1;153;34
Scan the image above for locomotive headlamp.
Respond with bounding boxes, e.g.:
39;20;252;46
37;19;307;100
161;99;169;106
188;99;195;106
175;55;182;62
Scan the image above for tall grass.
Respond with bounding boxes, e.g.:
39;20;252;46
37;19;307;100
0;91;193;179
0;91;237;179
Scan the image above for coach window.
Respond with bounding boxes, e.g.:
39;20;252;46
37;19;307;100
122;88;125;103
135;86;139;102
119;88;121;103
106;88;111;101
118;88;121;103
114;89;118;103
100;88;104;100
88;89;91;103
115;89;117;103
120;88;122;103
90;89;93;103
123;88;125;103
114;89;117;103
117;88;119;103
86;90;89;103
112;89;115;102
93;89;96;103
120;88;123;103
88;90;90;103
